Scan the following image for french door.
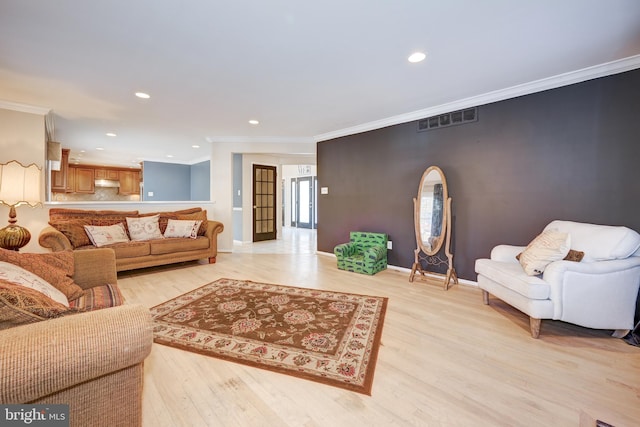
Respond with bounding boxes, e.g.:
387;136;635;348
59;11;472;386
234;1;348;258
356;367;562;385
253;164;277;242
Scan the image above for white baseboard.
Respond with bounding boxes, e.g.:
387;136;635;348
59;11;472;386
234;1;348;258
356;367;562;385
316;251;477;287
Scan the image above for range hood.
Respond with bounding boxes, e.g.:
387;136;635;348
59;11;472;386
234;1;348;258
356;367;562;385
95;179;120;188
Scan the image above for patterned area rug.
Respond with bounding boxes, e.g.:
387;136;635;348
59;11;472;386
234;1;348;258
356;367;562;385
151;279;387;395
150;278;388;395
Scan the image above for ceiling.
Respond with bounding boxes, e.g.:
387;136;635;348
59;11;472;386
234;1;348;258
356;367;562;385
2;0;640;167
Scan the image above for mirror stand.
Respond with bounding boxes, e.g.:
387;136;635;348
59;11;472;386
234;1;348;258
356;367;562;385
409;196;458;290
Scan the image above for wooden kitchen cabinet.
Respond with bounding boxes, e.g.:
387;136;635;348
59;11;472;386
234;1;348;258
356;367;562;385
72;167;95;193
95;168;120;180
118;170;140;195
51;149;70;193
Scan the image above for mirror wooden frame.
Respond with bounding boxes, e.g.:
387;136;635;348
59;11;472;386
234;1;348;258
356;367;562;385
409;166;458;290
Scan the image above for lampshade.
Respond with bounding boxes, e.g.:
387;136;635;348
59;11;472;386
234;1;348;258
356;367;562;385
0;160;42;251
0;160;42;208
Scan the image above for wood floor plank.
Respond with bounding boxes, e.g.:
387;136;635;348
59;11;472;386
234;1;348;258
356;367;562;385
117;239;640;427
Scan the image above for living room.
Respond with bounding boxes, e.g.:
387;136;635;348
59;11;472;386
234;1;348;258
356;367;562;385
2;1;640;426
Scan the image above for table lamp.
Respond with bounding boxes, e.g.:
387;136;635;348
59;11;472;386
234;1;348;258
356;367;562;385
0;160;42;251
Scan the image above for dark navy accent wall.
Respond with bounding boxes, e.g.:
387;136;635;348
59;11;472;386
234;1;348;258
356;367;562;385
317;69;640;280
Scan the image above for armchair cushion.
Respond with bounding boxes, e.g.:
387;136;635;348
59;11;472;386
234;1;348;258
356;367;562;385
543;220;640;261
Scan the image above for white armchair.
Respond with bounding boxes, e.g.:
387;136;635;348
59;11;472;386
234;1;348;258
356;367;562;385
475;220;640;338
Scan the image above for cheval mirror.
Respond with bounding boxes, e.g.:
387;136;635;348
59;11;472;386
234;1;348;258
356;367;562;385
409;165;458;290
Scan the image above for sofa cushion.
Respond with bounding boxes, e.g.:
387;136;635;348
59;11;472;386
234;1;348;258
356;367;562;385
518;229;571;275
475;259;550;300
0;278;70;329
149;236;209;255
544;220;640;262
0;248;84;301
84;223;130;247
69;284;124;311
139;208;203;233
49;219;93;248
176;209;208;236
49;208;139;234
126;214;164;241
164;219;202;239
109;241;151;259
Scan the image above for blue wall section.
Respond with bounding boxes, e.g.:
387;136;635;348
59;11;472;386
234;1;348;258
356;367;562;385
190;160;210;201
143;160;211;201
143;161;192;201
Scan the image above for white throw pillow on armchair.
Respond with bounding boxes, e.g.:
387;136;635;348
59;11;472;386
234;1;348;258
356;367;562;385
518;229;571;275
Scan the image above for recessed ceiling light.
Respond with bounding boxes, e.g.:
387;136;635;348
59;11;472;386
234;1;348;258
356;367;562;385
408;52;426;63
106;132;117;137
166;154;174;158
135;92;150;99
192;145;200;148
249;120;259;125
96;147;104;151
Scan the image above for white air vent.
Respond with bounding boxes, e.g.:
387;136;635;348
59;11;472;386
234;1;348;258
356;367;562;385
418;107;478;132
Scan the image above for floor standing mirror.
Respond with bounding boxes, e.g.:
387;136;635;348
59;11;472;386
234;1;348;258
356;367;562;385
409;165;458;290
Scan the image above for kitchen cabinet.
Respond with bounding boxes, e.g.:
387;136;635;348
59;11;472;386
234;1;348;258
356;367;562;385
51;149;70;193
95;168;120;180
119;170;140;195
72;167;95;193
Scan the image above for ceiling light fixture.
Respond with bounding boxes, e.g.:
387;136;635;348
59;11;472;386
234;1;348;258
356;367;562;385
106;132;117;137
96;147;104;151
249;120;259;125
135;92;150;99
166;154;174;158
408;52;426;63
192;145;200;148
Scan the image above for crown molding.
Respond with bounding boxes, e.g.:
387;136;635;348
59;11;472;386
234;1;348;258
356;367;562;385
205;136;314;144
0;99;50;115
314;54;640;142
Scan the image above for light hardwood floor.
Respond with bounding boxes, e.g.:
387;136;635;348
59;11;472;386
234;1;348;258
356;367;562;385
117;229;639;427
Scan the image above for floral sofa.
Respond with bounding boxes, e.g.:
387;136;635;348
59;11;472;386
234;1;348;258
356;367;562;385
39;207;224;272
0;247;152;426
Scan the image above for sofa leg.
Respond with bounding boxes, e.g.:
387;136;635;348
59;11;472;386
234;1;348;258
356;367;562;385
482;290;489;305
529;317;541;339
208;256;216;264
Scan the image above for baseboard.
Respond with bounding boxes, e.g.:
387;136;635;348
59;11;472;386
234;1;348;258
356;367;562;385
316;251;477;287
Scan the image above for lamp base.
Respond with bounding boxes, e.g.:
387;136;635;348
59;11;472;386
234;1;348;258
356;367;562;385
0;223;31;251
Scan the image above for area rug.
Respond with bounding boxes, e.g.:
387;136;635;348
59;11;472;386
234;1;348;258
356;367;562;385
150;278;388;395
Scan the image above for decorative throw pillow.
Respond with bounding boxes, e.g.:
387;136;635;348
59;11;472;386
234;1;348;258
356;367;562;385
564;249;585;262
0;261;69;307
49;219;93;248
0;279;70;329
177;210;208;236
164;219;202;239
518;229;571;275
126;214;164;241
84;223;130;247
0;248;83;301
